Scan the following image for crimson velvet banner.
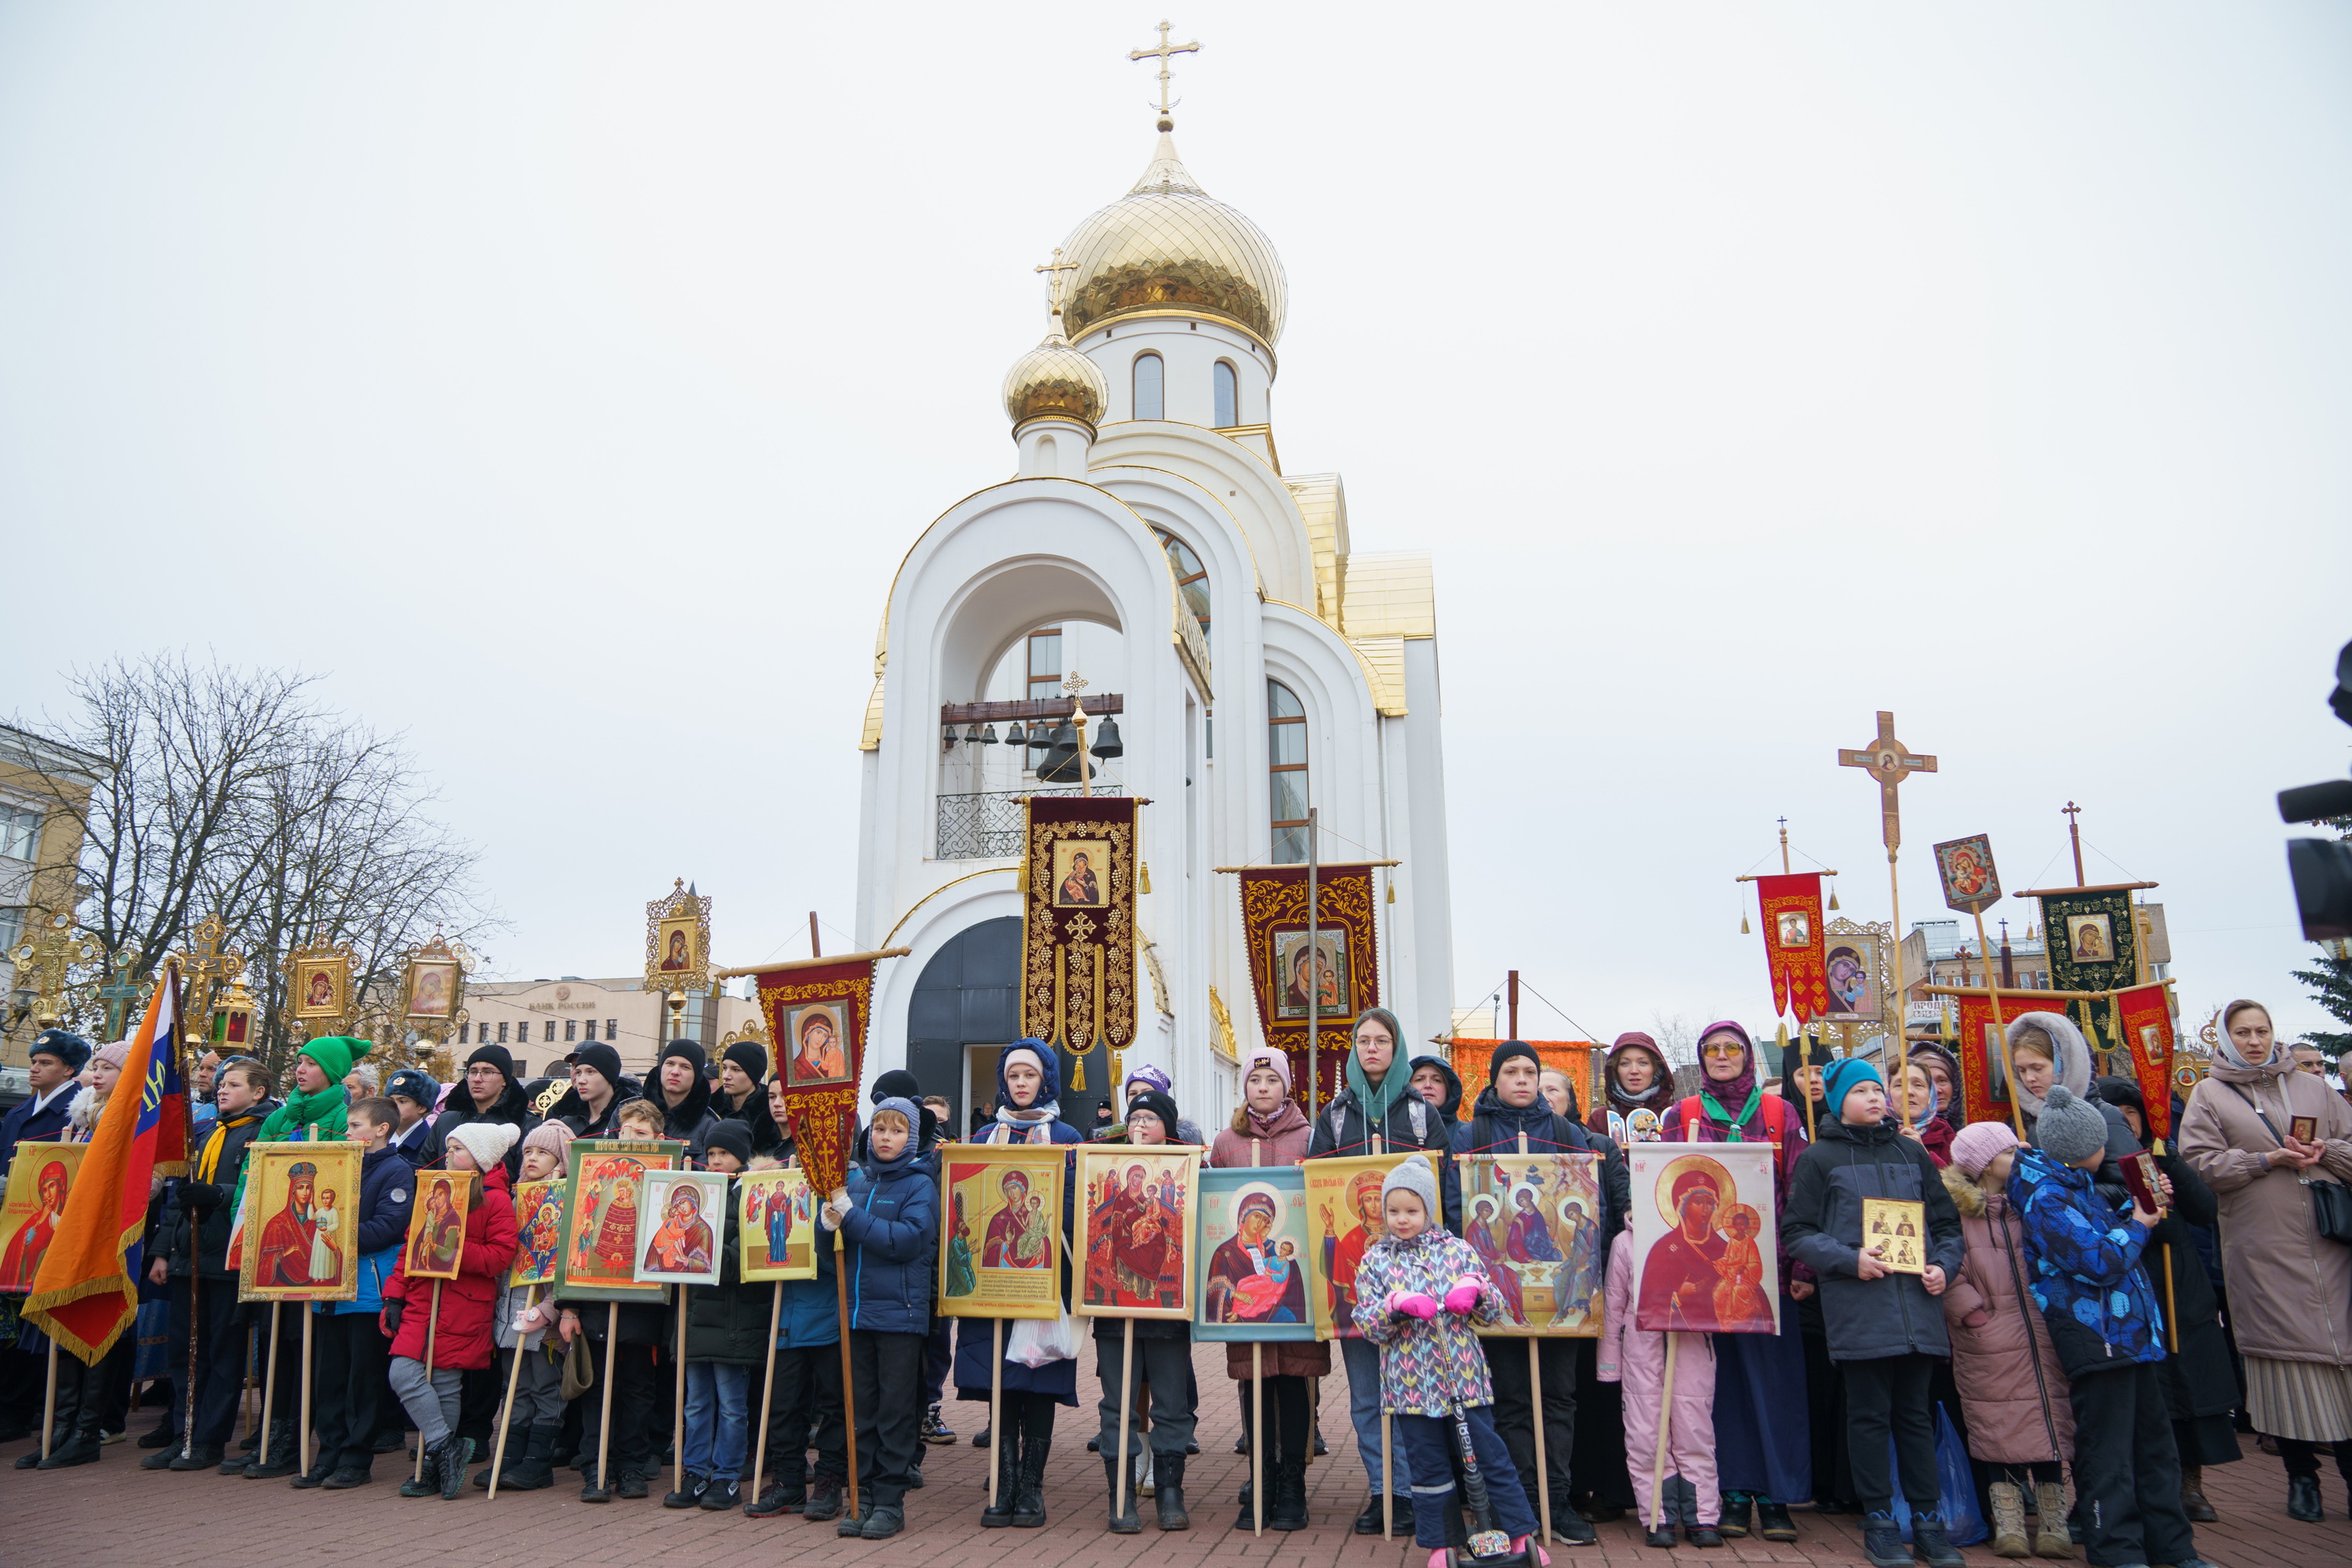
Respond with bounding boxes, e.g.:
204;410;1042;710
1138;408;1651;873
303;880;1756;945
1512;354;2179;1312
1754;873;1830;1021
2112;982;2176;1139
1019;793;1138;1095
756;957;873;1199
1239;863;1380;1109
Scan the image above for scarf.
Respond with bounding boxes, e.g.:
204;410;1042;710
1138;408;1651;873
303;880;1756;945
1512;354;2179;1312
1345;1048;1408;1134
194;1107;265;1184
259;1082;349;1142
1604;1033;1676;1116
2009;1011;2092;1120
1693;1022;1759;1136
2209;999;2292;1083
1245;1098;1308;1142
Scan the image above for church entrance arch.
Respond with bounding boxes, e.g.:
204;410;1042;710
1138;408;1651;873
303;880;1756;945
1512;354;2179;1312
905;914;1112;1137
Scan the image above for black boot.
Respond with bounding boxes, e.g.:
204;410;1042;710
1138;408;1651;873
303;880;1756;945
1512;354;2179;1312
1105;1454;1142;1534
291;1448;337;1489
1154;1453;1189;1530
503;1424;557;1491
2287;1472;2323;1523
1718;1490;1753;1537
1012;1402;1051;1528
435;1435;468;1500
981;1421;1019;1526
241;1418;300;1479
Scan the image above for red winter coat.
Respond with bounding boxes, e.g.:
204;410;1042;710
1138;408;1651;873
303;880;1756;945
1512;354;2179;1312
382;1164;518;1370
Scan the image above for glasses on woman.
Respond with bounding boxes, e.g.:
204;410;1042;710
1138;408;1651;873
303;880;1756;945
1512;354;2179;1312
1701;1042;1744;1058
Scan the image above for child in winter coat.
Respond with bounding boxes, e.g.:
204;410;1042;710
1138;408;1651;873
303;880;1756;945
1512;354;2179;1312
1783;1059;1966;1568
1352;1154;1547;1568
2011;1087;2214;1568
822;1095;940;1541
298;1096;412;1489
667;1120;766;1512
476;1120;574;1493
1939;1121;2073;1559
383;1120;520;1500
1596;1236;1719;1546
744;1073;851;1521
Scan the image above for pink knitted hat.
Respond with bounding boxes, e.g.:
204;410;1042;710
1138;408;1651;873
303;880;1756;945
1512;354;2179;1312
1949;1120;2019;1178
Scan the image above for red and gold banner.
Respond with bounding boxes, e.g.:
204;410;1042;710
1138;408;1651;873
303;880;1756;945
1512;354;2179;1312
1755;873;1830;1022
1239;863;1381;1109
1450;1040;1596;1116
1955;992;2022;1127
755;957;873;1199
2112;982;2176;1139
1020;794;1138;1095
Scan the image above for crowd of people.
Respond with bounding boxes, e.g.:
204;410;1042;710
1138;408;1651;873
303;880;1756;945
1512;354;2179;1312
0;995;2346;1568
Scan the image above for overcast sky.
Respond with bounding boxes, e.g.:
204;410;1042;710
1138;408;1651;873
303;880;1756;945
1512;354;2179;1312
5;4;2349;1047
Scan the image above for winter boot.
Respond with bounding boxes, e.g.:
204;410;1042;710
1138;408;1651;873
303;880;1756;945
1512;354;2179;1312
2033;1483;2074;1557
664;1470;710;1508
980;1428;1019;1526
1012;1407;1051;1527
1105;1454;1142;1534
435;1435;467;1500
1989;1481;2031;1557
1154;1453;1189;1530
400;1441;444;1498
1861;1512;1909;1568
1718;1490;1752;1537
1269;1457;1309;1531
1910;1512;1965;1568
291;1447;337;1489
1756;1499;1798;1541
2178;1464;2216;1523
242;1418;301;1479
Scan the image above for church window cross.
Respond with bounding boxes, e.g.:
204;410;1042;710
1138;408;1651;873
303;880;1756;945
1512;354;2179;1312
1129;20;1200;118
1837;710;1936;851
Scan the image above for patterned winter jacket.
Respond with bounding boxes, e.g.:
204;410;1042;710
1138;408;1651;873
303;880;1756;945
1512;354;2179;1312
1350;1229;1499;1416
2009;1146;2165;1377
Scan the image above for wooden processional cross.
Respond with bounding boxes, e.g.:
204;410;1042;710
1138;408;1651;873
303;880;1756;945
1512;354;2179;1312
1837;712;1936;1109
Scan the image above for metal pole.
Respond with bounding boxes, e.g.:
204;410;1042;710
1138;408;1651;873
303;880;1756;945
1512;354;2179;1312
1306;806;1319;1121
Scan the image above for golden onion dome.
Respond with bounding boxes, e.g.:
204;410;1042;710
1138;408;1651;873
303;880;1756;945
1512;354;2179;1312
1003;329;1109;430
1057;130;1286;349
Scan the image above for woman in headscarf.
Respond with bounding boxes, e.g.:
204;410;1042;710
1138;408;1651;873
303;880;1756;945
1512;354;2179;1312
2179;999;2352;1524
1908;1042;1967;1130
951;1040;1081;1530
2094;1073;2241;1521
1208;1044;1327;1530
1587;1032;1677;1145
1307;1007;1454;1537
1657;1022;1813;1541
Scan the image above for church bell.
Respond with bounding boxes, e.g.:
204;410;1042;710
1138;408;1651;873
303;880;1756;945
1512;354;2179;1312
1089;715;1123;759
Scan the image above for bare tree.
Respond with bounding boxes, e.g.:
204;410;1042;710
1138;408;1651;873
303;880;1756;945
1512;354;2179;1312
13;652;494;1067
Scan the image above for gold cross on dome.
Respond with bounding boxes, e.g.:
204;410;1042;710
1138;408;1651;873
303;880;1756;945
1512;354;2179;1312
1129;20;1200;118
1035;247;1078;317
1837;710;1936;852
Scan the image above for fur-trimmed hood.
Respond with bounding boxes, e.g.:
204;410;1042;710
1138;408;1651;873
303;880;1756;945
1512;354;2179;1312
1941;1160;1991;1219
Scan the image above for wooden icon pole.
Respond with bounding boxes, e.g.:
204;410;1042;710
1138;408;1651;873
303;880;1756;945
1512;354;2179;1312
1115;1317;1136;1523
1650;1333;1679;1531
1250;1343;1265;1537
38;1341;56;1462
259;1302;281;1467
594;1303;619;1494
414;1279;441;1485
750;1281;782;1506
836;1226;859;1520
1969;909;2028;1138
987;1320;1004;1513
299;1305;314;1478
672;1284;688;1501
1514;1125;1552;1544
486;1285;535;1500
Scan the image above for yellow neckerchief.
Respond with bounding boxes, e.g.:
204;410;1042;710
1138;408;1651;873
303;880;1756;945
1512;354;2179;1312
195;1108;265;1183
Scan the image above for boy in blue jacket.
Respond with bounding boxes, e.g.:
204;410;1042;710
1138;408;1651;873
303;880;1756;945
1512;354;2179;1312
2012;1087;2216;1568
822;1094;939;1541
299;1096;410;1488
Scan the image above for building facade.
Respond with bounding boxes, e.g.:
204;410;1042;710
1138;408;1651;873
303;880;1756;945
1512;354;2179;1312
852;105;1454;1134
1;722;106;1068
452;975;762;1082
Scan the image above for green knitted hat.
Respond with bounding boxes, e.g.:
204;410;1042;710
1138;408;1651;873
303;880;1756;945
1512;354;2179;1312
300;1034;373;1084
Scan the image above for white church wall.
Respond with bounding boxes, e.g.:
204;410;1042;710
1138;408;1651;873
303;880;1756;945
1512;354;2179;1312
1077;318;1271;429
1397;637;1456;1053
1089;426;1314;608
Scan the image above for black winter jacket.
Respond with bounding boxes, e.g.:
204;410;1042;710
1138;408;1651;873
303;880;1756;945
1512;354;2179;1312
423;1079;539;1180
1784;1115;1965;1362
167;1101;278;1279
681;1189;771;1367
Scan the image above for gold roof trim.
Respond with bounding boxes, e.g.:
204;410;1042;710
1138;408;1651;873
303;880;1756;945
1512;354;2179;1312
1349;635;1409;717
1215;423;1279;474
1208;984;1240;1063
1058;132;1287;347
858;672;886;751
1341;550;1437;640
1283;474;1350;630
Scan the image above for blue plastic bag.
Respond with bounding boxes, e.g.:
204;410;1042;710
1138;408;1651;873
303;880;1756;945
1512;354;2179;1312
1888;1406;1988;1545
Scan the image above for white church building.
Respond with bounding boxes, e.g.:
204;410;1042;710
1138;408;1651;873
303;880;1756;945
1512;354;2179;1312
851;98;1454;1134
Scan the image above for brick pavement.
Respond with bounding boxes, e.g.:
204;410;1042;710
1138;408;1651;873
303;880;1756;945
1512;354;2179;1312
5;1345;2348;1568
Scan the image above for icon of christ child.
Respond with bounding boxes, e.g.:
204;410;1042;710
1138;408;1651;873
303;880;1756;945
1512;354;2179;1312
660;927;691;971
1058;851;1101;906
643;1184;714;1276
306;971;334;1008
1638;1167;1727;1331
1710;1206;1773;1329
520;1193;562;1279
1089;1162;1178;1308
257;1161;338;1287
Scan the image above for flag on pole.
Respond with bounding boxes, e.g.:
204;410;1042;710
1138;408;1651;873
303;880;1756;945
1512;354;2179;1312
24;967;182;1363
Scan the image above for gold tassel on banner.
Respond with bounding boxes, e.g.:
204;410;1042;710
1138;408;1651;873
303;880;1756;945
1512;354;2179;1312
1139;862;1152;895
1740;911;1751;935
1828;885;1841;911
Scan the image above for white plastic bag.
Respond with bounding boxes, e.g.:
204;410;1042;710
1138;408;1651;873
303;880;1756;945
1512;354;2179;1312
1006;1306;1083;1367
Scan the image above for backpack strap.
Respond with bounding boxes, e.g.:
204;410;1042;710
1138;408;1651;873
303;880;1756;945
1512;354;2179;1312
1677;1096;1706;1140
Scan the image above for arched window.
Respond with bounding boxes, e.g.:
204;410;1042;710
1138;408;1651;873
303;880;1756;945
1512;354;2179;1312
1133;352;1164;421
1152;527;1210;629
1268;679;1308;862
1213;361;1238;426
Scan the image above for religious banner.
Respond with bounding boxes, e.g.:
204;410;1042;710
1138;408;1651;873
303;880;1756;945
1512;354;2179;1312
1239;863;1381;1109
1625;1144;1780;1334
554;1139;684;1304
1754;873;1831;1022
1075;1145;1200;1319
753;956;873;1200
404;1168;474;1282
0;1145;85;1294
1454;1152;1605;1336
2033;884;2140;1050
237;1142;363;1303
1450;1040;1597;1118
401;931;466;1028
510;1179;564;1287
2113;982;2176;1139
644;879;712;994
937;1143;1068;1321
635;1171;728;1287
1195;1167;1316;1341
1820;919;1890;1025
1932;835;2002;916
1020;793;1138;1095
739;1167;818;1282
1303;1153;1406;1340
1956;991;2022;1127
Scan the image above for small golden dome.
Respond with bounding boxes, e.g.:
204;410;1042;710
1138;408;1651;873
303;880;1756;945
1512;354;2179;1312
1058;132;1286;349
1003;331;1109;430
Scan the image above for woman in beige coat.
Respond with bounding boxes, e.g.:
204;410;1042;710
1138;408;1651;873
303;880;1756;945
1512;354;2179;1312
2179;997;2352;1524
1940;1121;2074;1559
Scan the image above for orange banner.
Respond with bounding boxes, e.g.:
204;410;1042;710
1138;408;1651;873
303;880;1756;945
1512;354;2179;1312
2112;983;2176;1139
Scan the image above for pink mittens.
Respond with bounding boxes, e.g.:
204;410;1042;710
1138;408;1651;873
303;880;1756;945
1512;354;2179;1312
1388;1291;1440;1319
1443;1277;1483;1315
